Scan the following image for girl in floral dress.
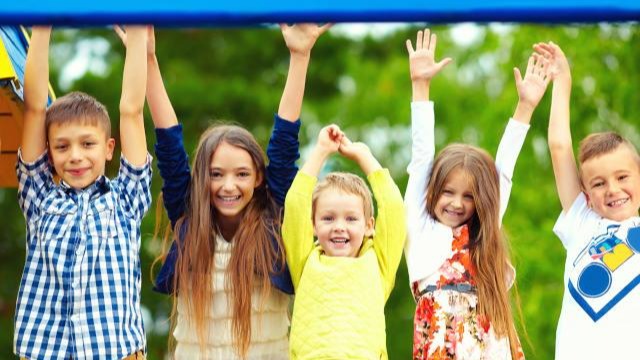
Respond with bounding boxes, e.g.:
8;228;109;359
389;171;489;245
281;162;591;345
403;29;551;359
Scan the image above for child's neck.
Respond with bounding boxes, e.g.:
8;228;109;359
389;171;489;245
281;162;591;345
218;220;240;242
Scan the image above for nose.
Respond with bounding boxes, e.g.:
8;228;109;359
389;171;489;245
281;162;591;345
332;218;346;232
69;145;82;162
607;182;621;195
221;175;235;192
451;196;463;208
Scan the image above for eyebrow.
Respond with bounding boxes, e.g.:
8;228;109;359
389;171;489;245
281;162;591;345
209;166;253;171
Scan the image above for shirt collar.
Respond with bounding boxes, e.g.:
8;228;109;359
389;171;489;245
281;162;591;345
60;175;110;197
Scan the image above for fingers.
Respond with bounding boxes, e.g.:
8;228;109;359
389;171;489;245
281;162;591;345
437;57;453;70
114;25;126;42
319;23;333;34
406;39;414;54
427;32;436;53
416;30;423;51
513;67;523;87
326;125;344;142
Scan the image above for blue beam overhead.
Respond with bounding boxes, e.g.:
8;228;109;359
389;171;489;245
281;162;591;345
0;0;638;26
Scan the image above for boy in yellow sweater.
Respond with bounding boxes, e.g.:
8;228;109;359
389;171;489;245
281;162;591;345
282;124;406;359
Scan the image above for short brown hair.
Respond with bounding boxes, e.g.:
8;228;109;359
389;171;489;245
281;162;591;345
579;132;640;166
312;172;374;221
45;91;111;139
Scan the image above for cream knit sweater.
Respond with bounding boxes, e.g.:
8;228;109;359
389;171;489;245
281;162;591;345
173;235;291;359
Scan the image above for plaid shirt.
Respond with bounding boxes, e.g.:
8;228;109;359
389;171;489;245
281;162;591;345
14;150;152;360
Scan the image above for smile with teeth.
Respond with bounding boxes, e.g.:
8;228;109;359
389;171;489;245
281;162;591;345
330;237;349;244
608;198;629;207
444;209;464;216
218;195;241;203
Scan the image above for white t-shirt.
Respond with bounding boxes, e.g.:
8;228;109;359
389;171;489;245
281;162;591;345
553;193;640;359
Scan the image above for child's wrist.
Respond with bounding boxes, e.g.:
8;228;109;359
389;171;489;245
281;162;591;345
289;51;312;60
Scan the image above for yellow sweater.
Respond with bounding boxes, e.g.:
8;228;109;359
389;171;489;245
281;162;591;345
283;169;406;359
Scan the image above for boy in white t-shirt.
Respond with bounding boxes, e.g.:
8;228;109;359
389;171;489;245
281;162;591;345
539;41;640;359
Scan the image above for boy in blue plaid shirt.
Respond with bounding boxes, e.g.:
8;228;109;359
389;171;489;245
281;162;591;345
14;26;151;359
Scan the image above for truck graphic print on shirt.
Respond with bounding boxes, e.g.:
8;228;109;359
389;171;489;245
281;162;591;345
568;223;640;321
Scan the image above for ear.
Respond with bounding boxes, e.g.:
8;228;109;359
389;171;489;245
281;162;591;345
105;138;116;161
254;169;263;188
364;216;376;238
584;191;592;208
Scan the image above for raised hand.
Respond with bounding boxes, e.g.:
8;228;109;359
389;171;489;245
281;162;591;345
339;136;382;176
280;23;332;56
115;25;155;56
317;124;344;155
514;53;551;110
338;136;370;162
533;41;570;82
406;29;452;83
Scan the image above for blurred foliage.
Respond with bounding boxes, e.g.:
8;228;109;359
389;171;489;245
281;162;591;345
1;23;639;359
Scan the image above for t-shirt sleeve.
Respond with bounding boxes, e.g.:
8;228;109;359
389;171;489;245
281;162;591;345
553;192;594;250
115;154;153;221
16;149;53;223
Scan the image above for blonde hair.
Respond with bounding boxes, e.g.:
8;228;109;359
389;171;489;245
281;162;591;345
426;143;521;359
312;172;374;221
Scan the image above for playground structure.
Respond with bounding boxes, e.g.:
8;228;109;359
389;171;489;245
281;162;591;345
0;26;54;187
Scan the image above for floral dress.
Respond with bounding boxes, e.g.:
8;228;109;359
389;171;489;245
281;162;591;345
411;225;524;360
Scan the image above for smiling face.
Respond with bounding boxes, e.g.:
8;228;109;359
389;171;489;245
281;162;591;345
581;145;640;221
208;141;262;225
434;167;476;228
48;121;115;189
313;188;375;258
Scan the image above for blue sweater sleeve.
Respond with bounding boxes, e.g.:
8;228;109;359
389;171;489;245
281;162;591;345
155;124;191;227
154;124;191;294
265;115;300;295
266;115;301;207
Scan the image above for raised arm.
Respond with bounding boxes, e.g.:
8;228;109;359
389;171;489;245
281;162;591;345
535;42;580;211
115;26;178;129
339;137;405;294
119;26;148;166
404;29;451;225
283;125;342;288
495;53;551;220
21;26;51;162
277;23;331;121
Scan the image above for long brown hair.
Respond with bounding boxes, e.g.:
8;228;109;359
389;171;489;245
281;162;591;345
426;143;521;359
156;124;285;358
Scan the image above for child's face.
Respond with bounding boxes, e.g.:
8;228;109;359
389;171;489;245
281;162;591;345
48;122;115;189
434;168;476;228
313;189;374;257
581;146;640;221
209;142;262;225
